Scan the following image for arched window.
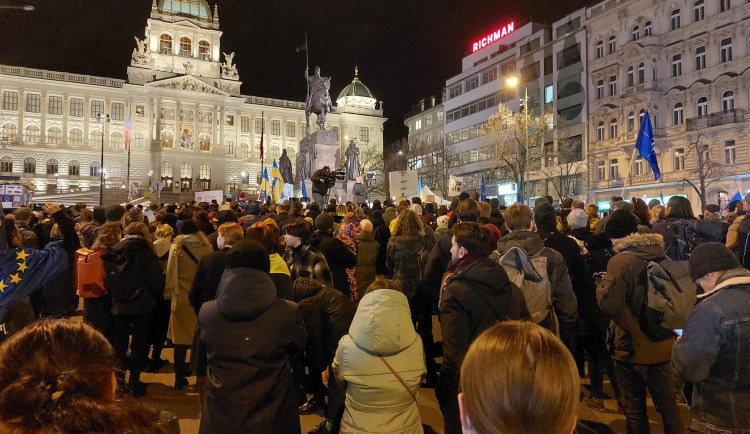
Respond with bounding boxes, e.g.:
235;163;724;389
1;156;12;173
595;40;604;58
160;34;173;55
596;121;605;141
160;161;173;191
198;40;210;60
23;157;35;174
609;118;618;139
627;66;635;87
69;128;83;147
671;9;681;30
631;26;640;41
90;130;103;147
270;146;281;162
161;131;174;149
286;146;296;164
644;21;652;36
638;62;645;83
608;35;617;54
89;161;101;177
180;162;193;192
179;37;192;57
627;111;635;132
694;0;705;21
673;103;684;125
722;90;734;111
110;161;122;178
47;126;62;145
671;54;682;77
1;123;17;142
239;142;249;159
24;124;40;144
199;163;211;180
46;159;58;175
253;142;261;160
696;96;708;116
68;160;80;176
199;134;211;151
110;131;124;150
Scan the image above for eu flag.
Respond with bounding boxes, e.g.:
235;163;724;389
0;247;67;317
636;111;661;181
480;174;487;202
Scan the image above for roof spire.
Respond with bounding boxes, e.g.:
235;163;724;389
213;3;219;23
354;63;358;79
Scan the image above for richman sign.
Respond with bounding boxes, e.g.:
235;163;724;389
471;21;515;53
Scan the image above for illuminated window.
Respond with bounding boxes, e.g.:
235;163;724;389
161;131;174;148
2;91;18;111
674;148;685;171
23;157;35;174
111;103;124;121
91;100;104;119
25;94;40;113
48;96;62;115
1;157;12;173
179;37;192;57
160;34;173;54
24;124;40;144
545;85;553;103
46;159;58;175
226;115;234;126
135;105;145;117
199;40;210;60
68;160;80;176
199;163;211;179
200;134;211;151
47;126;62;145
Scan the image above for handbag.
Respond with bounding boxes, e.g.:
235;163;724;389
378;354;418;404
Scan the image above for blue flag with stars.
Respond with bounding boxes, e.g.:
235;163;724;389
0;246;68;317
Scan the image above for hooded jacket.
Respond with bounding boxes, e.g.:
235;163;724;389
597;233;675;364
672;268;750;431
198;267;307;434
104;236;164;317
333;289;426;434
495;231;579;340
386;234;426;301
354;232;379;297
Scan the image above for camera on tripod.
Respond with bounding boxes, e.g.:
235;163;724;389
332;169;346;181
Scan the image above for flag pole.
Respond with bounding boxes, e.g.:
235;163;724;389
621;148;638;198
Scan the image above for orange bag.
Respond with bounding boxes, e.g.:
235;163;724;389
75;247;107;298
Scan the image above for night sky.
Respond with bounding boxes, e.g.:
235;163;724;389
0;0;589;146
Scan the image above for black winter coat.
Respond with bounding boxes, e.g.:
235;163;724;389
293;278;355;372
310;230;357;296
373;224;390;275
198;267;307;434
103;236;164;316
189;248;229;315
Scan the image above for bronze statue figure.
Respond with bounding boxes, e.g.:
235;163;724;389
305;66;332;132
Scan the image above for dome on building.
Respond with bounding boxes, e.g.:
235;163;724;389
337;67;377;109
159;0;211;21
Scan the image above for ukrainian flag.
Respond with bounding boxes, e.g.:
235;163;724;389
260;168;272;202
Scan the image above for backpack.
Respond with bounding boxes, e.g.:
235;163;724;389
634;255;698;342
498;246;557;333
74;247;107;298
102;252;142;303
664;220;716;261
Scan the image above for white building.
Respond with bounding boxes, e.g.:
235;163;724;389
0;0;385;202
586;0;750;210
404;95;445;194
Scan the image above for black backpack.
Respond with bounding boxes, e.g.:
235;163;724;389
663;220;721;261
103;252;143;303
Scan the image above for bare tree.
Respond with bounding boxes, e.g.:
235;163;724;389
538;134;587;202
401;137;451;199
680;130;735;210
356;143;388;198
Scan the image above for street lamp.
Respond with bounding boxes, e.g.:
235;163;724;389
506;75;530;205
0;2;35;11
97;113;110;206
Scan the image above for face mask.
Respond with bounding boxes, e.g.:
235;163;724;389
462;415;474;434
217;234;226;250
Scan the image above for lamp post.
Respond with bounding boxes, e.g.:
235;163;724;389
97;113;110;206
506;76;530;205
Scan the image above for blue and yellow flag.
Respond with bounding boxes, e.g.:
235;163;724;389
0;247;67;316
260;168;272;202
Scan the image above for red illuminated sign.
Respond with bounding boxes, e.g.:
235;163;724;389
472;21;515;53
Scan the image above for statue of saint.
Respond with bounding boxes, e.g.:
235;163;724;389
304;66;332;132
344;139;360;181
279;149;294;184
297;146;309;180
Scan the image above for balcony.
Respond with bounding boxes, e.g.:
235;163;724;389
686;109;745;131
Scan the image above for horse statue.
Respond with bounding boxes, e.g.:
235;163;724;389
305;66;332;132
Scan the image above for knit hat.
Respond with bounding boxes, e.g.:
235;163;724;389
399;200;409;208
105;205;126;222
485;223;502;244
533;203;557;229
458;192;470;201
534;197;550;207
409;203;423;216
611;200;633;213
567;208;589;229
437;215;449;227
688;242;741;281
315;213;334;232
225;239;270;272
604;209;640;239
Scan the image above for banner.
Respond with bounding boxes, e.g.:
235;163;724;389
448;175;464;198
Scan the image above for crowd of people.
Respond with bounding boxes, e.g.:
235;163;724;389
0;191;747;434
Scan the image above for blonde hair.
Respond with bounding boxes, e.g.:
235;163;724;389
503;204;533;231
154;224;174;240
92;222;122;250
392;210;423;237
650;205;665;222
460;321;579;434
218;223;244;247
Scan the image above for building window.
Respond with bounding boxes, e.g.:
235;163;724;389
722;90;734;111
69;98;83;117
596;121;605;141
46;159;58;175
465;76;479;91
199;134;211;151
695;46;706;70
91;100;104;119
90;130;102;147
110;132;124;150
24;124;40;144
179;37;192;57
449;85;462;99
239;142;249;159
0;157;12;173
724;140;736;164
47;126;62;145
111;103;124;121
23;157;35;174
720;38;733;63
674;148;686;170
48;96;62;115
610;159;619;179
608;35;617;54
720;0;731;12
644;21;652;36
627;111;635;132
225;141;234;156
135;105;144;117
1;123;17;142
697;96;708;116
596;40;604;58
286;121;296;137
198;40;210;60
544;85;554;103
2;91;18;111
631;26;640;41
25;94;40;113
271;120;280;136
627;67;635;87
255;118;263;133
609;118;618;139
161;131;174;148
69;128;83;146
634;156;645;176
596;80;604;99
671;10;681;30
241;116;250;132
199;163;211;180
482;67;498;84
359;127;369;142
637;63;645;83
134;133;143;147
160;34;173;54
89;161;101;177
673;103;684;125
597;161;606;180
694;0;705;21
180;162;193;192
609;75;617;96
671;54;682;77
68;160;80;176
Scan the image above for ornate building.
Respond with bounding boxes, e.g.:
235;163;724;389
0;0;385;201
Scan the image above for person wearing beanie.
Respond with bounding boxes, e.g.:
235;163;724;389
593;200;634;234
674;242;750;432
568;208;589;231
197;239;307;434
105;205;126;224
436;215;450;237
310;212;357;298
597;209;683;433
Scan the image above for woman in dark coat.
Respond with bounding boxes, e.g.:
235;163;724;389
246;221;293;300
197;240;307;434
386;210;426;301
370;210;390;276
